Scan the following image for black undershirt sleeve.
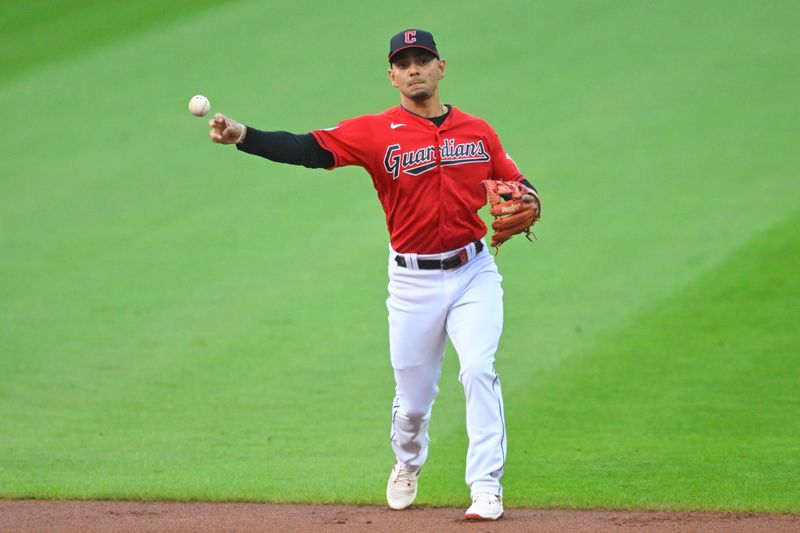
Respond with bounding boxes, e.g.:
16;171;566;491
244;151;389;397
236;127;334;169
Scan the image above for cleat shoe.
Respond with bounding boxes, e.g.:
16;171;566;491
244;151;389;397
386;462;419;510
465;493;504;520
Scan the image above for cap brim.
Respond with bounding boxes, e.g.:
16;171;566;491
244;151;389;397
388;45;439;62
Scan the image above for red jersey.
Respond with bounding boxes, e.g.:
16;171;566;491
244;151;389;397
311;105;525;254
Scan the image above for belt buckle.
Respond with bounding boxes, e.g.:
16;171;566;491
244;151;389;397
441;248;469;270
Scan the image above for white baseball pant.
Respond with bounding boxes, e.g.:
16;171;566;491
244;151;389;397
387;240;506;497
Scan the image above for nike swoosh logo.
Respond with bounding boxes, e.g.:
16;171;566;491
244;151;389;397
390;123;406;129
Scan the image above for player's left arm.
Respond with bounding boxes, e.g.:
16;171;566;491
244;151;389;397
487;128;540;214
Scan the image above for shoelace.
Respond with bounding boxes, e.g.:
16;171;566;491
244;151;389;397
392;467;417;487
473;494;502;504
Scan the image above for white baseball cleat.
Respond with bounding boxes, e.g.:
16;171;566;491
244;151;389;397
386;462;420;510
465;493;504;520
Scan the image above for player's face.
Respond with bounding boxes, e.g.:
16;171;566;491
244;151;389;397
388;50;446;101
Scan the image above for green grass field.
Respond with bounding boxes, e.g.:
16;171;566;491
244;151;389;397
1;0;798;513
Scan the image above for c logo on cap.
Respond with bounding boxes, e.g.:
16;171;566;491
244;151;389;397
404;30;417;44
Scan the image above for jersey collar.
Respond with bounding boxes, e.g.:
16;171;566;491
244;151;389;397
396;104;455;127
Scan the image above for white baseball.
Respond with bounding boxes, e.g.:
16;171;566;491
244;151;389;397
188;95;210;117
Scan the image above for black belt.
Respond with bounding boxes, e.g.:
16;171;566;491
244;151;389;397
395;241;484;270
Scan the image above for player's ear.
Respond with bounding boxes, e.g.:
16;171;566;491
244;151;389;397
438;58;446;80
388;67;399;88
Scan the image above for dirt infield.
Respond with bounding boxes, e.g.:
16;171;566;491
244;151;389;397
2;500;799;532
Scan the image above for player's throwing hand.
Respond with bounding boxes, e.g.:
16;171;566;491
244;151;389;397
208;113;246;144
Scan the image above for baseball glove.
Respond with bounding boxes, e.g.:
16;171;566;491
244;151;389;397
481;179;541;252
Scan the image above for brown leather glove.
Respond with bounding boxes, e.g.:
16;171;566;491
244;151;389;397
481;180;541;252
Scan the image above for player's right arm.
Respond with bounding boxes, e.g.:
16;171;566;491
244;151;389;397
208;112;334;169
210;112;374;171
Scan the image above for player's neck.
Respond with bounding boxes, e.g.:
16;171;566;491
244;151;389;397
401;96;446;118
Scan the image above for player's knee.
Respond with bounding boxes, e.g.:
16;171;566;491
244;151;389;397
458;362;498;386
395;407;432;425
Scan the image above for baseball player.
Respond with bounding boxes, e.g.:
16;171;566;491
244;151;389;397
208;29;540;521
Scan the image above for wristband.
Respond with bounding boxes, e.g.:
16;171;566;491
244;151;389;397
235;125;247;145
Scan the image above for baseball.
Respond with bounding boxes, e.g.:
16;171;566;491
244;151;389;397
188;95;210;117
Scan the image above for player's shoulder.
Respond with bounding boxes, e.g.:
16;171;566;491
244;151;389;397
449;106;494;128
372;105;408;125
333;106;412;133
346;106;403;120
334;107;399;128
447;106;500;138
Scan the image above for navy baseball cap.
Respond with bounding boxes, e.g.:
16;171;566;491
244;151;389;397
389;29;439;62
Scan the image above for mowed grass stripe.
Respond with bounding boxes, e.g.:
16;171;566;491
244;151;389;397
503;209;800;512
0;0;240;83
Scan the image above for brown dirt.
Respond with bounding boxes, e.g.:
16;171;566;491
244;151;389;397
2;500;799;532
